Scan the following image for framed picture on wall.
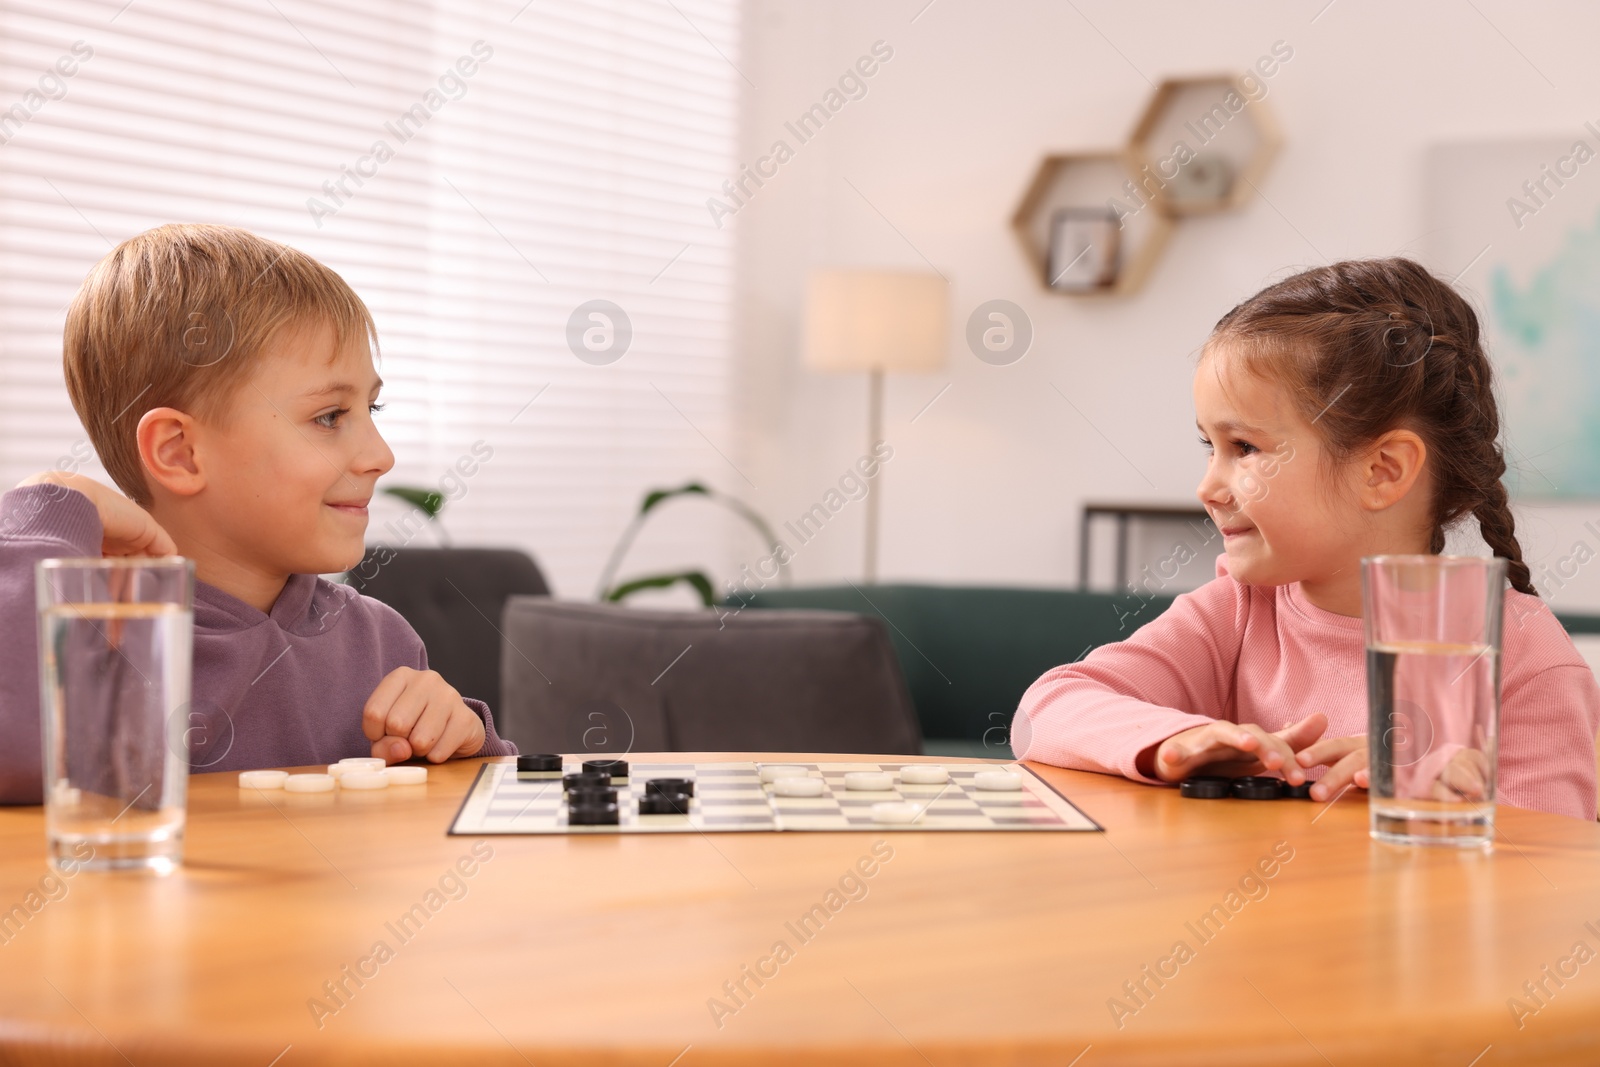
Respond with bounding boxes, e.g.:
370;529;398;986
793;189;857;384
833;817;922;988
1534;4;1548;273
1426;139;1600;498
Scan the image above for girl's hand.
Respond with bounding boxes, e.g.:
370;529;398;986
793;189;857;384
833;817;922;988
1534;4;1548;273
1144;712;1328;785
1432;747;1491;802
1294;735;1369;801
15;471;177;557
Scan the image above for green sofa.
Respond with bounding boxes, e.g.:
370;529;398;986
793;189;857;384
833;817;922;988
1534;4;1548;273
733;583;1600;759
730;585;1176;757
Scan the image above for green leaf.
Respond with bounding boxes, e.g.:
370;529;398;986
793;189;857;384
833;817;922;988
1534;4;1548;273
604;570;715;607
639;482;709;516
382;486;445;518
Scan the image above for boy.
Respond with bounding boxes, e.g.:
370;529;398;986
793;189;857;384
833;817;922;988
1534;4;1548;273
0;223;516;805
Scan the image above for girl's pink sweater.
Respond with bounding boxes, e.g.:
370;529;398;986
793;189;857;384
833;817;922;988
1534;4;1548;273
1013;556;1600;821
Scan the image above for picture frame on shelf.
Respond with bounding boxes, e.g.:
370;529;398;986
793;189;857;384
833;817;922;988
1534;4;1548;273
1047;207;1121;292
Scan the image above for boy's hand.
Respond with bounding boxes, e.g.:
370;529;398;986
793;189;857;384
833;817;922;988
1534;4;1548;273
362;666;486;764
15;471;176;557
1142;712;1329;785
1294;735;1370;802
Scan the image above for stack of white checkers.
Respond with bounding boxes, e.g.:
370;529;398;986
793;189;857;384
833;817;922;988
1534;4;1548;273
239;758;429;793
448;760;1102;835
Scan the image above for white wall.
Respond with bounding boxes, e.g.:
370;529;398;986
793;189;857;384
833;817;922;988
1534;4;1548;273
724;0;1600;612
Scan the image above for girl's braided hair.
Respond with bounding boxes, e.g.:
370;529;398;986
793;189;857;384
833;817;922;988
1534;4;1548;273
1208;257;1534;595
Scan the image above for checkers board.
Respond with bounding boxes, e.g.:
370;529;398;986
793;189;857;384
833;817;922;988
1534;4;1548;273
447;759;1101;835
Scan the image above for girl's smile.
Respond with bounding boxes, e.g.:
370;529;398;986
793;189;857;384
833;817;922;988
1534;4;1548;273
1194;343;1433;617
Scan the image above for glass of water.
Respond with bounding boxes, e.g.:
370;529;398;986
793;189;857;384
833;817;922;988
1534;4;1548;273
1362;555;1504;848
36;558;195;873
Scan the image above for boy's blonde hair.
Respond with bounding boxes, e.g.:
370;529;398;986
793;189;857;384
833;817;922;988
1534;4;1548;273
63;223;377;506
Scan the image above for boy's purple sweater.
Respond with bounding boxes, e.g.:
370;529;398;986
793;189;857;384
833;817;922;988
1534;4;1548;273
0;484;516;805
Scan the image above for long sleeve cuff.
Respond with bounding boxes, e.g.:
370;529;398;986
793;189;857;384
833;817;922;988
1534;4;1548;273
1012;680;1220;786
0;484;102;554
464;696;518;757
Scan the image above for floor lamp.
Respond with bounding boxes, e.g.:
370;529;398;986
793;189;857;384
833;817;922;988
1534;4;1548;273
802;269;948;583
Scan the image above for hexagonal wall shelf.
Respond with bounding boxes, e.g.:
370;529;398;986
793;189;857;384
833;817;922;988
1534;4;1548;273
1129;74;1282;216
1010;149;1174;297
1012;71;1282;295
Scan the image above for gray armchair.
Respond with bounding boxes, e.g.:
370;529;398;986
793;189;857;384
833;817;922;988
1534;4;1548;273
347;547;549;716
497;600;921;756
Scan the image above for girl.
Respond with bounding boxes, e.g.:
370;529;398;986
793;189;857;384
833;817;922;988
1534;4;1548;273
1012;258;1600;821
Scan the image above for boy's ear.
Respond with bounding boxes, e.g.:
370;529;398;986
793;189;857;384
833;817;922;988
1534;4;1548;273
137;407;205;497
1359;428;1427;510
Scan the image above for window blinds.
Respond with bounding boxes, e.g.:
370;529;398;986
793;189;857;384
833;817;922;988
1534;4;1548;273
0;0;741;597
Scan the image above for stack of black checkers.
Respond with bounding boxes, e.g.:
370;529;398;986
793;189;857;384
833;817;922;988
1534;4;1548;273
1180;775;1315;800
563;771;610;792
563;764;623;826
638;777;693;815
567;787;617;825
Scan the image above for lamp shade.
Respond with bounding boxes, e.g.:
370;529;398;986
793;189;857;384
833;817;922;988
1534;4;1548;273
802;269;948;373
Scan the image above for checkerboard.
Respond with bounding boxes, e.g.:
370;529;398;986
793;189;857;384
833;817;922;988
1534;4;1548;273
447;760;1101;834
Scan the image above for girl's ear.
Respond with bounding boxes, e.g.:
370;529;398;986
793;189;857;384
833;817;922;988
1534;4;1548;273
137;407;206;498
1360;428;1427;510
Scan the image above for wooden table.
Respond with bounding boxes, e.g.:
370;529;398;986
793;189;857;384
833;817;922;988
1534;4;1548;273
2;753;1599;1066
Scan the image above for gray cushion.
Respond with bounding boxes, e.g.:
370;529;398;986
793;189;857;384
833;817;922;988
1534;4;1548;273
348;547;549;715
498;599;921;756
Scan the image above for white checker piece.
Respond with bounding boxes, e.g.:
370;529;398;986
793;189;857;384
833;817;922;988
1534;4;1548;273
450;760;1100;835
